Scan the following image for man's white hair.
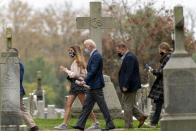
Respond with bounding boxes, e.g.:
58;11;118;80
84;39;96;48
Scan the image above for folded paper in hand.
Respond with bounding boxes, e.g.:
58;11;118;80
75;80;90;89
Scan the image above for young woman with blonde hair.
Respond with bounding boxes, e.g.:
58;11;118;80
55;45;99;130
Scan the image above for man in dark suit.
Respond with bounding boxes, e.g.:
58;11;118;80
72;39;115;131
115;44;148;129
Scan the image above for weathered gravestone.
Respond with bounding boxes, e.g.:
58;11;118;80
33;71;46;118
160;6;196;131
37;101;44;119
29;93;37;117
47;105;57;119
0;28;26;130
136;84;152;115
34;71;46;106
146;72;156;119
0;52;1;131
23;97;30;113
34;71;43;101
73;1;122;119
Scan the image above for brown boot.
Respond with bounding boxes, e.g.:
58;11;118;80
138;115;148;128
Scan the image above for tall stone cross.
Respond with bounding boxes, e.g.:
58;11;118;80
35;71;43;101
0;27;26;129
173;6;188;57
6;27;12;52
161;5;196;131
76;2;115;54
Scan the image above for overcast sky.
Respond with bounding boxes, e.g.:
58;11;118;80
21;0;196;10
1;0;196;34
0;0;195;10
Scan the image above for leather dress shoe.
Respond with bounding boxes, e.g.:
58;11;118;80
71;125;84;131
30;126;39;131
101;126;115;131
138;115;148;128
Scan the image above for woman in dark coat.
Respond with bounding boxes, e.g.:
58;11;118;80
146;42;172;127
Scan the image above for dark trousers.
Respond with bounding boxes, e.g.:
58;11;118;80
122;91;145;128
76;88;115;129
151;100;163;124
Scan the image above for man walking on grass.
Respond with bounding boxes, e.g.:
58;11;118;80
115;44;148;129
72;39;115;131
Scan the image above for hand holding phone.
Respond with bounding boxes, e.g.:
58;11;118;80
145;64;153;71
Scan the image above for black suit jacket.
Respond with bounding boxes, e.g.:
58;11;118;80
119;51;141;92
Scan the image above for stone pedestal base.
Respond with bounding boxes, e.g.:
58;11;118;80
37;100;45;118
161;114;196;131
1;111;22;125
0;125;27;131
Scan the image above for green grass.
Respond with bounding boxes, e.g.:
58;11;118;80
115;128;160;131
34;118;160;131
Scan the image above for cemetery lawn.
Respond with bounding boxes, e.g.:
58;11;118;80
34;118;160;130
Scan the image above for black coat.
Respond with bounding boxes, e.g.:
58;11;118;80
148;52;171;102
119;51;141;93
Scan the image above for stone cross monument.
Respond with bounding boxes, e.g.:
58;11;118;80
0;44;1;131
34;71;46;118
0;28;26;130
6;28;12;51
160;6;196;131
76;2;115;54
74;2;122;119
35;71;43;101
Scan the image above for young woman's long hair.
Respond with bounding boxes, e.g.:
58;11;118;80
159;42;172;63
69;46;86;69
159;42;172;52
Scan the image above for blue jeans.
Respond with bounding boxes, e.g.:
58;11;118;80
151;100;163;125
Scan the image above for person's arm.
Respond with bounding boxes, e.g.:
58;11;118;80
19;60;24;83
66;62;81;78
84;55;100;83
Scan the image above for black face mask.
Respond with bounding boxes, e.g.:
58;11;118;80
160;52;165;56
118;53;123;58
69;52;75;57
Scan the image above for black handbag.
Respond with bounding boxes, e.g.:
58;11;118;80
67;76;75;82
67;76;82;82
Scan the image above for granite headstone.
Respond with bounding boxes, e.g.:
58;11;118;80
37;101;44;119
47;105;57;119
23;97;30;113
0;28;26;130
160;6;196;131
